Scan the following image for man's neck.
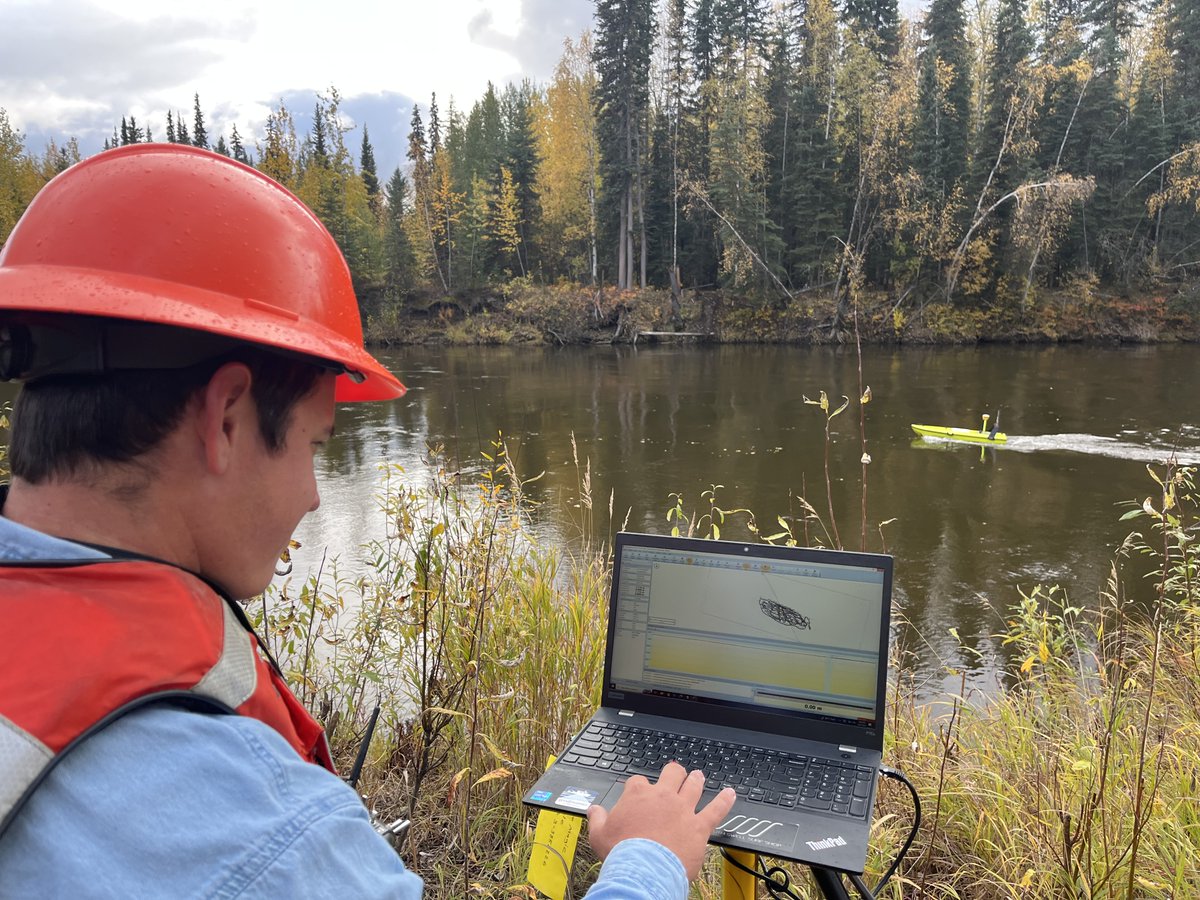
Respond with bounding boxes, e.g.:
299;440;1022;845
3;477;195;569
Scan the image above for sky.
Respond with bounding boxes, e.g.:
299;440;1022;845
1;0;926;180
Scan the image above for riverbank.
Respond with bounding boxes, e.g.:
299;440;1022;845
362;281;1200;348
262;451;1200;898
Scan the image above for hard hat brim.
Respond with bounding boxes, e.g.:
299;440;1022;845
0;264;405;402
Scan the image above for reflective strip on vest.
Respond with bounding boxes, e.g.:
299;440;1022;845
192;600;258;709
0;715;52;818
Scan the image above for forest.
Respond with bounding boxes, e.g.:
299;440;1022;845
2;0;1199;341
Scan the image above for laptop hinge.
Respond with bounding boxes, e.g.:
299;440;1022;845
618;710;635;717
838;745;858;755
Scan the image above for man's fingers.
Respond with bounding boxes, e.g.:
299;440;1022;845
698;786;737;826
586;803;608;831
678;768;707;805
655;760;688;790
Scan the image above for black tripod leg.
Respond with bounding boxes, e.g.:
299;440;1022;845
810;866;853;900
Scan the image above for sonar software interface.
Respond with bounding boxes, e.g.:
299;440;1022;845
609;543;886;726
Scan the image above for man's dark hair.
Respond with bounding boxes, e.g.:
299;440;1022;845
8;348;324;485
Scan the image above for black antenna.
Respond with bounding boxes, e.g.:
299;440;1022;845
347;702;381;790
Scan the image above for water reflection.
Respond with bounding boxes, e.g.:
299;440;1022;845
290;343;1200;696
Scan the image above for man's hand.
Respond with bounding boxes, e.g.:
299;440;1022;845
585;762;737;881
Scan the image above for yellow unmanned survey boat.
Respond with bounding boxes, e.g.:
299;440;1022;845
911;413;1007;444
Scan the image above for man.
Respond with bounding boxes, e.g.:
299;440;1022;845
0;145;734;896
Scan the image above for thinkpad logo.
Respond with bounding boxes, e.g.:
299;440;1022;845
805;835;848;851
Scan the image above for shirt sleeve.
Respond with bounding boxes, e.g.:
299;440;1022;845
581;838;689;900
0;705;423;900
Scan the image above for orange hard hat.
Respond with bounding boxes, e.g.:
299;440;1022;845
0;144;404;402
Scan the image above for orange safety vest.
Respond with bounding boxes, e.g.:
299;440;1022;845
0;557;335;835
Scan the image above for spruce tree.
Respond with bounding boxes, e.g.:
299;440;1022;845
841;0;901;60
214;134;230;156
787;0;841;288
361;125;380;215
230;125;251;165
192;94;208;150
384;167;415;290
502;81;540;275
166;110;176;144
311;100;329;166
914;0;972;200
1167;0;1200;142
594;0;656;288
428;93;442;157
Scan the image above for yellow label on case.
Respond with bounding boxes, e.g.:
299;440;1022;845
526;756;583;900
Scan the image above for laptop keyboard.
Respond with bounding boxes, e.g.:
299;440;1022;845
561;721;875;819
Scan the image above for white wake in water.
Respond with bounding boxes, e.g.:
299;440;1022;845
920;432;1200;466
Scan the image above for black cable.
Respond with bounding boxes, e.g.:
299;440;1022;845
874;765;921;896
719;848;805;899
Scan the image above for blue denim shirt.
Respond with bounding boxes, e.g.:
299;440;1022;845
0;513;687;899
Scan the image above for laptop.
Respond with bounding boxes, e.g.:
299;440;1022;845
522;531;893;874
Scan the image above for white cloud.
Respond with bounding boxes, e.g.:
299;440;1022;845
0;0;592;153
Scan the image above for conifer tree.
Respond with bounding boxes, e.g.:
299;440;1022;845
428;93;442;157
384;167;415;290
176;114;190;146
914;0;972;201
1167;0;1200;142
230;125;251;165
361;125;380;215
594;0;656;288
310;101;329;166
502;81;540;275
786;0;842;287
214;134;230;156
192;94;208;150
166;110;176;144
841;0;901;60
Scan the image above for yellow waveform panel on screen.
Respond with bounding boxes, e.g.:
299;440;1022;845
828;658;876;698
648;634;828;692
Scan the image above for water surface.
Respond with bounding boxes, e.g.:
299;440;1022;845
294;343;1199;695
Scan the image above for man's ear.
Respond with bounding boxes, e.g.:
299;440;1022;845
195;362;255;475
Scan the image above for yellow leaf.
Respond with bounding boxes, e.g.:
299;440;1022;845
1039;640;1050;663
1020;870;1034;888
447;766;471;804
861;386;872;404
1071;759;1092;772
478;733;511;763
1021;655;1036;673
472;766;513;787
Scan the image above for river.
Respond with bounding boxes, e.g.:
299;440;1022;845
4;342;1196;693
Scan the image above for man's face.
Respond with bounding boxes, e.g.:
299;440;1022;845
218;373;336;599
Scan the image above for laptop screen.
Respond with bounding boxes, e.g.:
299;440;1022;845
607;535;889;730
